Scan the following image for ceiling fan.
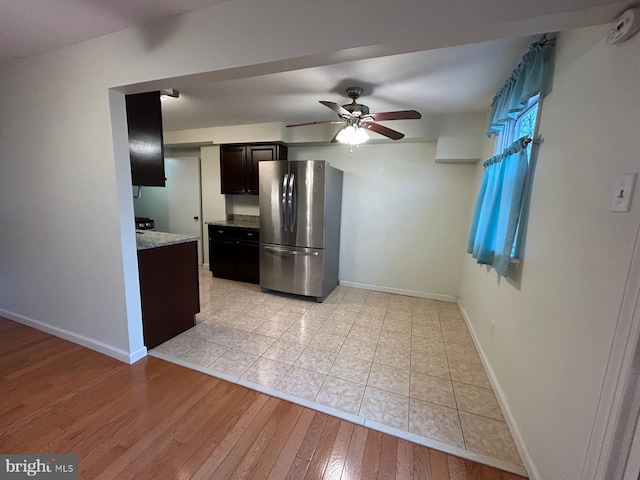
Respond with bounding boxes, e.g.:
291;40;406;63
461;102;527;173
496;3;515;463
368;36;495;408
286;86;422;144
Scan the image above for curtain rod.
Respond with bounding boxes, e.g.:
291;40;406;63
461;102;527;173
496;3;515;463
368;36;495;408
483;136;539;167
524;136;543;146
537;34;556;47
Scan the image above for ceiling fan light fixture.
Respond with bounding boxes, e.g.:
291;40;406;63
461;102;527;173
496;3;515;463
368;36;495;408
336;125;369;145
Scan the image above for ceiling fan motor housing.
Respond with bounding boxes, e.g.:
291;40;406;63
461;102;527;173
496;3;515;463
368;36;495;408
346;86;364;100
343;86;370;117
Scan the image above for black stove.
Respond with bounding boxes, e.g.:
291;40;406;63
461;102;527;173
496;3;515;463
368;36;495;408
135;217;155;230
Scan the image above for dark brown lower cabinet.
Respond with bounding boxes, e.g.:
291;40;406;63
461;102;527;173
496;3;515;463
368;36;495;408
137;241;200;349
209;225;259;284
235;239;260;284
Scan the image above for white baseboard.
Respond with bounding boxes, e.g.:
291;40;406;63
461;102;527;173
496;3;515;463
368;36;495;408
128;346;148;364
456;299;540;480
339;280;457;303
0;308;147;364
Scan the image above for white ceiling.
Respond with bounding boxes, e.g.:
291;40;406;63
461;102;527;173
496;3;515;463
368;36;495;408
158;36;535;133
0;0;230;64
0;0;622;137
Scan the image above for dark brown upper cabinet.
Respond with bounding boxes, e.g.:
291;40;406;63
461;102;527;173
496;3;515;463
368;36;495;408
220;142;288;195
126;91;166;187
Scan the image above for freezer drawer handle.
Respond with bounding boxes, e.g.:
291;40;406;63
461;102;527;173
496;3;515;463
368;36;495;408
264;246;319;256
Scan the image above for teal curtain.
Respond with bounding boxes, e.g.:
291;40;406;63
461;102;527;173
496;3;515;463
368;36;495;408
466;35;554;275
486;37;554;137
467;137;530;276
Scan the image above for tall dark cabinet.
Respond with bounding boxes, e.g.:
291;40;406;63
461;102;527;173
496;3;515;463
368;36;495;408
126;91;166;187
220;142;287;195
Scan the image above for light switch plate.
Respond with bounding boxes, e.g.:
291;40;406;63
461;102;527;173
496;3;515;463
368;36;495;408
611;173;638;212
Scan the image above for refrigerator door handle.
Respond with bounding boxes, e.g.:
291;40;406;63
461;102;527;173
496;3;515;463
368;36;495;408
287;173;295;232
281;173;289;232
263;246;319;256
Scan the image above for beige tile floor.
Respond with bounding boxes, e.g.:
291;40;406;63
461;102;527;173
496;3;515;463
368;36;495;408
150;268;525;475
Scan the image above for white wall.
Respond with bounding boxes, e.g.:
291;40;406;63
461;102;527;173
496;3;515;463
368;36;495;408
201;145;226;266
458;25;640;480
164;122;285;146
289;142;477;299
225;196;260;217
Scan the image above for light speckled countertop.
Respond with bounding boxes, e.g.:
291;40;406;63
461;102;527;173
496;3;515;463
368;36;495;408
136;230;199;250
207;214;260;229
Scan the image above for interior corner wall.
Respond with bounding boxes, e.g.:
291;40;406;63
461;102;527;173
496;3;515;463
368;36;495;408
289;142;477;299
458;24;640;480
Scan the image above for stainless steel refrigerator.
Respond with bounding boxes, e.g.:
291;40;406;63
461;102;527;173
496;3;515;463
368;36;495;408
259;160;343;302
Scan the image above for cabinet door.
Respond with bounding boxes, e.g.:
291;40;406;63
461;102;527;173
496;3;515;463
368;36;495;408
210;239;236;279
137;242;199;348
246;145;278;194
208;238;214;272
236;241;260;284
220;146;247;194
126;91;166;186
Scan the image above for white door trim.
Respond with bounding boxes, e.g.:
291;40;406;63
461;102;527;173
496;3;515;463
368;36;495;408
582;220;640;479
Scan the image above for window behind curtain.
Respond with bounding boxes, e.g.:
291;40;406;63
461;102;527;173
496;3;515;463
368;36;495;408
505;94;540;257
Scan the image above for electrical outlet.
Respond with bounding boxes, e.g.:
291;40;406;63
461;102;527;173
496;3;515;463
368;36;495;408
611;173;637;212
489;321;495;339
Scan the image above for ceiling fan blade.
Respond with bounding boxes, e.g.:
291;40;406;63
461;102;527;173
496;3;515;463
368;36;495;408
330;124;348;143
367;110;422;121
364;122;405;140
320;101;351;117
286;120;337;128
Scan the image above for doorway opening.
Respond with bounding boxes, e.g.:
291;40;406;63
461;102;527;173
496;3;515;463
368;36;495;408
133;156;204;265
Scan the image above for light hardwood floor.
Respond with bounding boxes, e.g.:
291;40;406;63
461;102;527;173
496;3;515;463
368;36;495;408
0;317;527;479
